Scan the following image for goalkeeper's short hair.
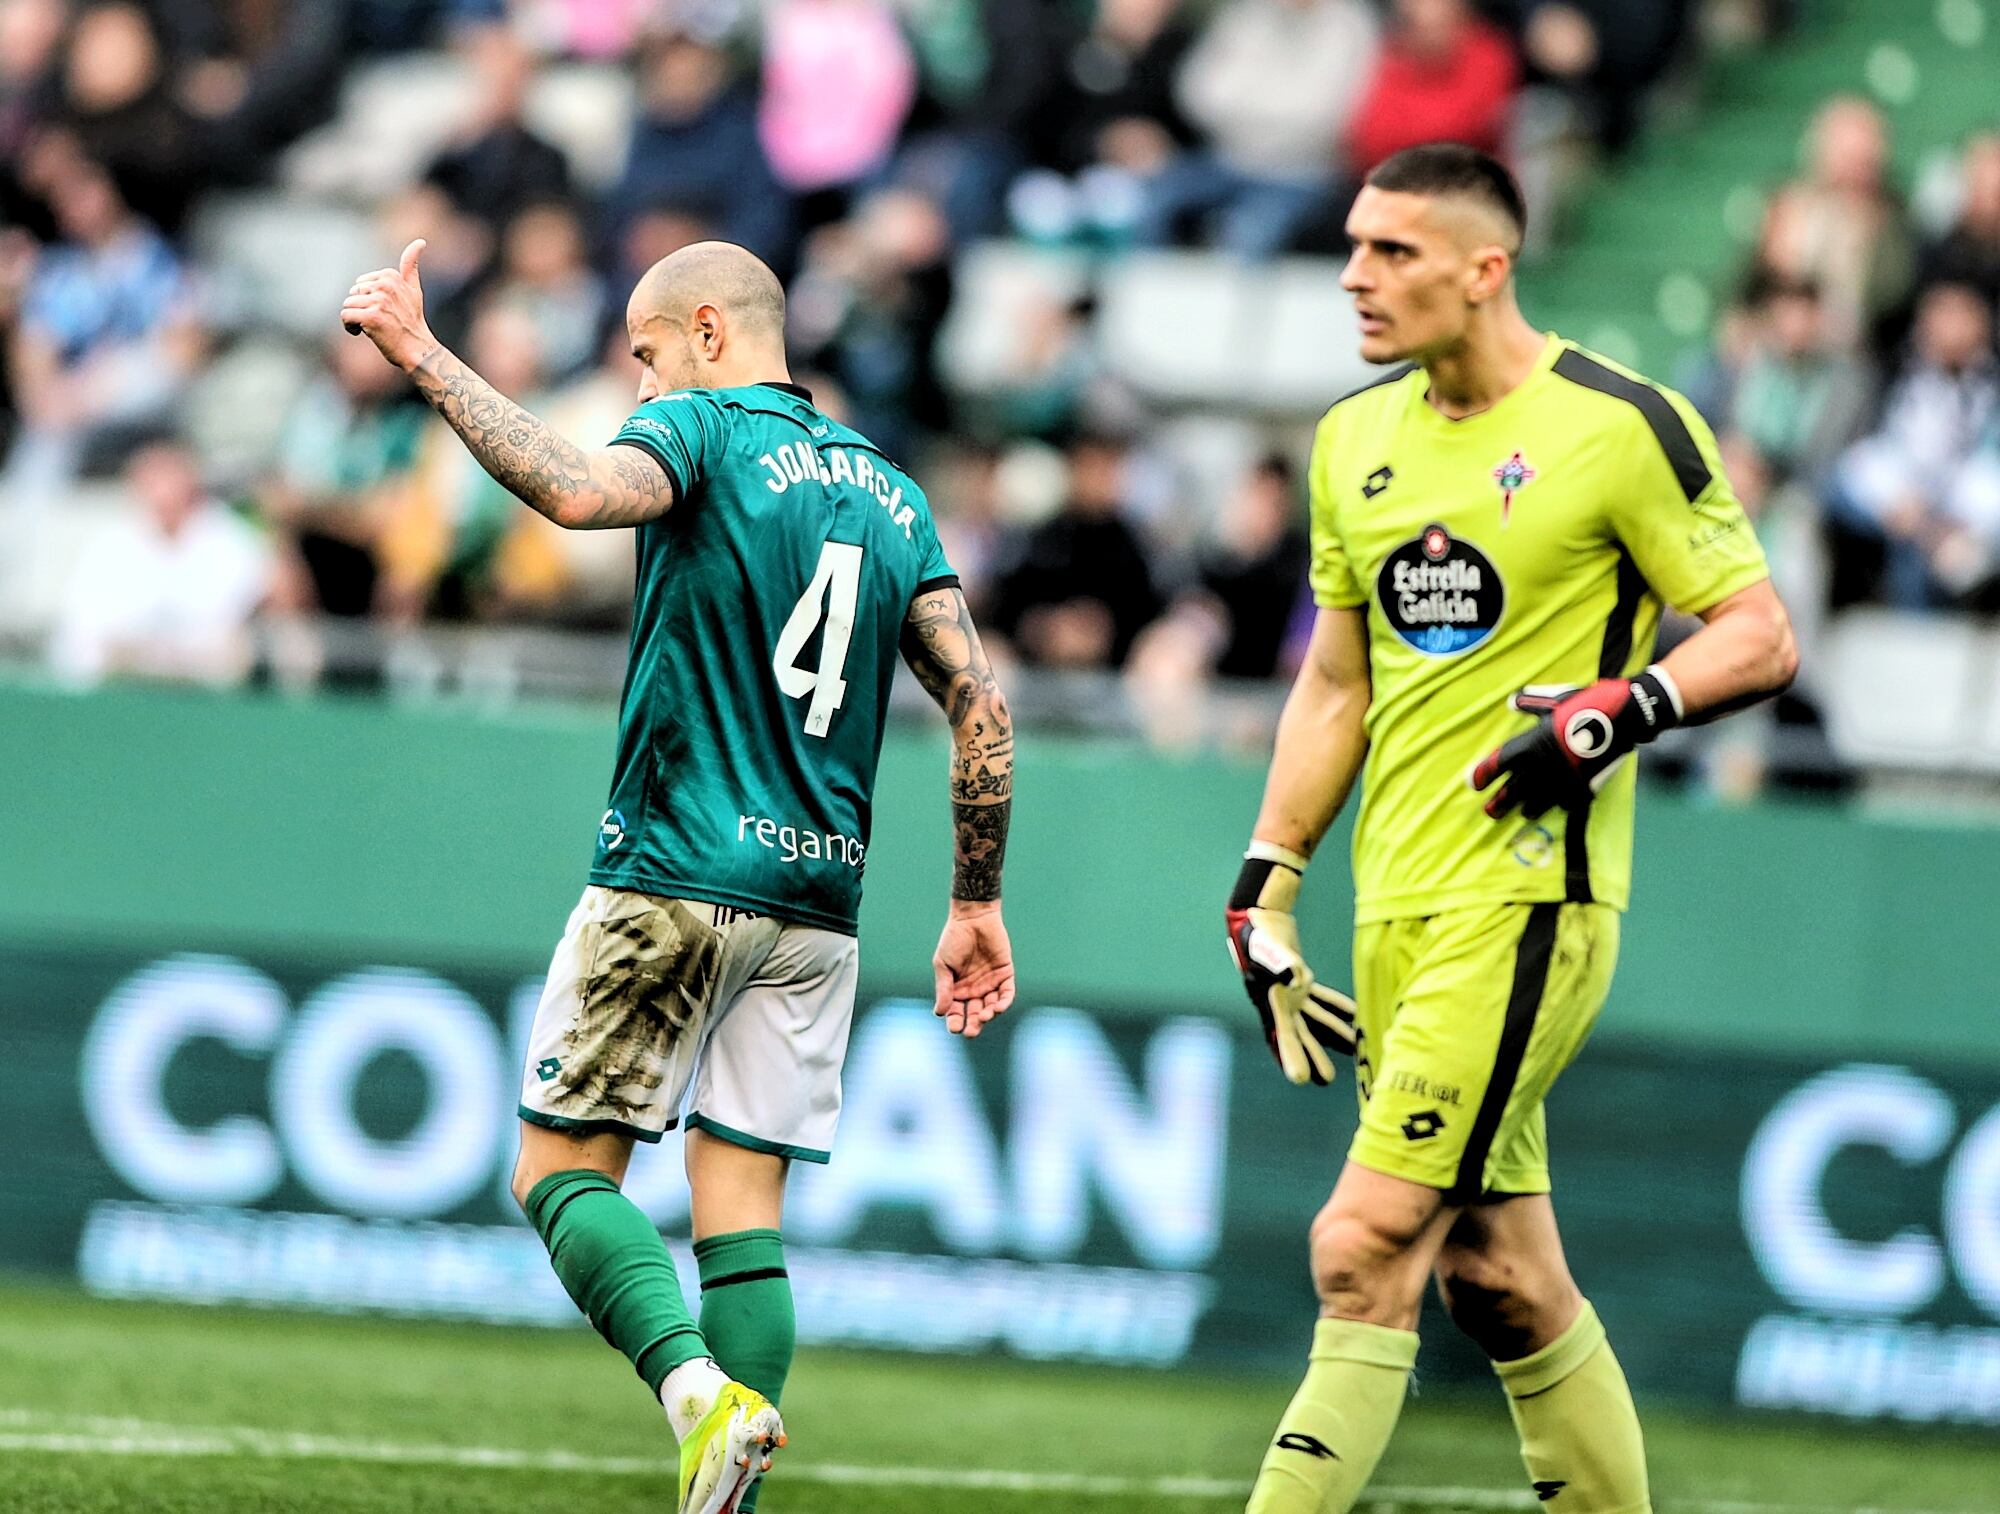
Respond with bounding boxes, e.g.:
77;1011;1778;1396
1367;144;1528;251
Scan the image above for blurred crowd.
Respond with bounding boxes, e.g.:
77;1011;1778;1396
2;0;1984;719
1686;100;2000;622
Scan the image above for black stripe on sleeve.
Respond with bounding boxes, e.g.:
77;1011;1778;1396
1448;902;1560;1204
1552;348;1712;503
1329;362;1418;410
700;1266;789;1291
915;574;962;595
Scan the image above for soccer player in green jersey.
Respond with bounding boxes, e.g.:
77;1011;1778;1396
1225;146;1799;1514
341;239;1016;1514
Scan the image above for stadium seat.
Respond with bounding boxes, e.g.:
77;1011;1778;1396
0;484;130;639
1096;254;1377;414
190;195;384;340
1817;609;1983;770
283;54;476;201
524;65;635;189
1104;254;1256;408
181;339;316;486
1097;252;1257;406
1248;259;1376;411
935;242;1094;396
1966;628;2000;775
285;56;632;200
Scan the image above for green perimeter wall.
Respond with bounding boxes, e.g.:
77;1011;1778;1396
8;679;2000;1425
1;678;1996;1066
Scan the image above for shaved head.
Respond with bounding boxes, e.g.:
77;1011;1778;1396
1365;144;1526;256
631;240;785;341
626;240;790;397
1422;192;1523;258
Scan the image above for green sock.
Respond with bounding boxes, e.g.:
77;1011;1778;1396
1494;1301;1651;1514
1247;1318;1419;1514
696;1228;796;1400
525;1169;706;1396
697;1229;795;1514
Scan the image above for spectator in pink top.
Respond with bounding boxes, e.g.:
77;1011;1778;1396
1348;0;1519;176
529;0;651;59
758;0;916;201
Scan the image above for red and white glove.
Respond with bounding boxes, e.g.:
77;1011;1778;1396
1225;841;1357;1087
1470;666;1684;819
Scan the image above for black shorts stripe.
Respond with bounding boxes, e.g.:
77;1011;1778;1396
701;1266;789;1291
1551;348;1712;503
1448;902;1561;1203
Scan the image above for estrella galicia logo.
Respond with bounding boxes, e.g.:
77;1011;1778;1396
599;808;626;851
1377;523;1504;656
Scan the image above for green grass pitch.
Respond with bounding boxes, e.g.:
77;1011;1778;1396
0;1281;1993;1513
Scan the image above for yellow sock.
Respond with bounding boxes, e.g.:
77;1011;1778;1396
1247;1318;1418;1514
1494;1301;1651;1514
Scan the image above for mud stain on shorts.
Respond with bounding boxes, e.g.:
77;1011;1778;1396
549;895;723;1124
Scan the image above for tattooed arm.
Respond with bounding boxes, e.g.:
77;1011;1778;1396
339;237;673;530
901;585;1016;1035
901;586;1013;901
408;347;673;530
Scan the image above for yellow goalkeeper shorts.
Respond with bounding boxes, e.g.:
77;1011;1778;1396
1348;900;1619;1201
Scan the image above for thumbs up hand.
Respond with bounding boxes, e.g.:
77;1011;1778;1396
340;238;438;373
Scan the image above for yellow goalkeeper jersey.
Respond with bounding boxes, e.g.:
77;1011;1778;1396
1308;334;1769;923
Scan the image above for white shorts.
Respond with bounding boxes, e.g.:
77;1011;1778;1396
518;886;860;1163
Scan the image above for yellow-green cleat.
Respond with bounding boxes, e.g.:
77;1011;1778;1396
676;1381;785;1514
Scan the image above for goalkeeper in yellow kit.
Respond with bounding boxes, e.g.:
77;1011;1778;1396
1224;145;1798;1514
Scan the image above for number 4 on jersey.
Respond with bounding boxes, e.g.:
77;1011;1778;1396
773;541;864;738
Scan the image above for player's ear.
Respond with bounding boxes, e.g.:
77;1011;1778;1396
693;302;723;361
1466;246;1511;306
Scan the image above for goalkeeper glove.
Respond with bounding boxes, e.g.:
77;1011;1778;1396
1470;666;1684;819
1225;841;1357;1087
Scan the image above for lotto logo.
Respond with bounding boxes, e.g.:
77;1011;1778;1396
1401;1110;1446;1142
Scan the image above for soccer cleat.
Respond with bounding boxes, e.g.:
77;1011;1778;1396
676;1381;785;1514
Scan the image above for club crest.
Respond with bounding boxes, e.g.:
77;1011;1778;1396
1491;451;1537;525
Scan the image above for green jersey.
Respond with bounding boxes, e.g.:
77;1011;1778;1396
592;382;955;934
